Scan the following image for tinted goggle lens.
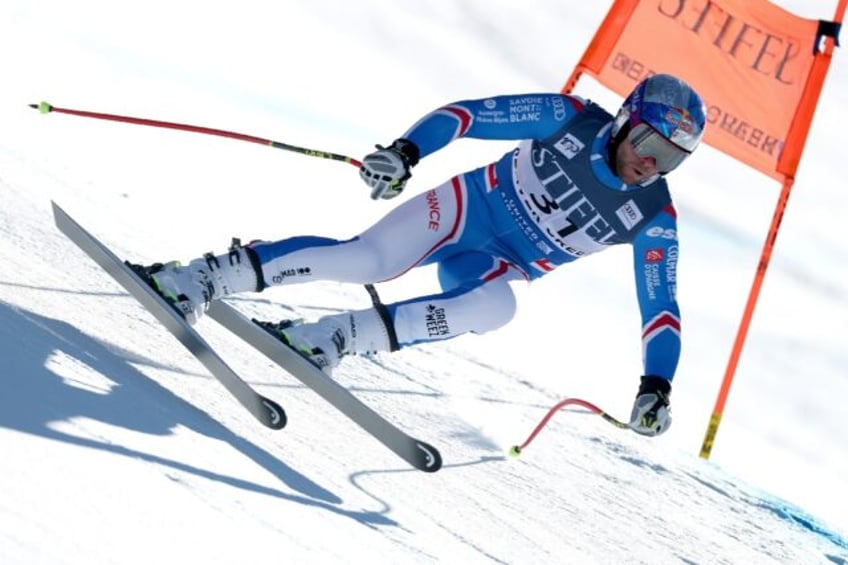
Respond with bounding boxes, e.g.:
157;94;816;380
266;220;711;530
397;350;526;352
628;123;689;173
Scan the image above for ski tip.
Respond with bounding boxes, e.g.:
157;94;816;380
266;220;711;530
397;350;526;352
261;398;287;430
415;441;443;473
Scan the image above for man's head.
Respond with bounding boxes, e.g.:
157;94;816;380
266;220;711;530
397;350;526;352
609;74;706;184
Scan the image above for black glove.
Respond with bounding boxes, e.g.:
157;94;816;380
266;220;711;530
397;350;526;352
359;138;420;200
629;375;672;436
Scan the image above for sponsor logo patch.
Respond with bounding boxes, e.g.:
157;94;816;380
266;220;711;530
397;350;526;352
553;133;584;159
616;199;644;230
425;304;450;337
645;248;664;263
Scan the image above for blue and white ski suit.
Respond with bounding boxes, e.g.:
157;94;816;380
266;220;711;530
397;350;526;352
251;94;682;381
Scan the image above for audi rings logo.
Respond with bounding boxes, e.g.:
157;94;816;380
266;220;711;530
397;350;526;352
552;96;567;121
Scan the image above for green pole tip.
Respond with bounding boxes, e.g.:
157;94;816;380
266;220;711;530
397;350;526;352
37;101;53;114
508;445;521;458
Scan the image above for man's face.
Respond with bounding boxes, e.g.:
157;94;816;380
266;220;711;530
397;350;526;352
614;136;659;184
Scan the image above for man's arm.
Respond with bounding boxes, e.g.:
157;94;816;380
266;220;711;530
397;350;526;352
401;94;586;158
360;93;586;199
631;205;681;381
627;205;681;436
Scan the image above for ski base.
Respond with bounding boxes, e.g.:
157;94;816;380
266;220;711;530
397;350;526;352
51;201;287;430
207;301;442;472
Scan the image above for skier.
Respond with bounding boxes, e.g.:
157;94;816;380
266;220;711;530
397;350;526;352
138;73;706;437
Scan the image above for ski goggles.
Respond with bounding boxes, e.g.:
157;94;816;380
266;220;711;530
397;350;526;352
627;122;691;174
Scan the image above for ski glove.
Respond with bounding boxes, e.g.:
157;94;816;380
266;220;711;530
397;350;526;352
360;138;420;200
629;375;672;436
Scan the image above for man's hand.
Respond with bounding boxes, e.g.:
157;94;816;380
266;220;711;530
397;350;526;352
629;375;672;436
359;138;420;200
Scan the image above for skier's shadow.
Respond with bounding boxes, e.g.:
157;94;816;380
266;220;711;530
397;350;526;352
0;300;396;527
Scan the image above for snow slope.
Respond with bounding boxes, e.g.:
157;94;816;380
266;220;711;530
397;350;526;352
0;1;845;563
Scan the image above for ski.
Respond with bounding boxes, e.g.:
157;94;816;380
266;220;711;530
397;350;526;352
207;301;443;473
51;201;287;430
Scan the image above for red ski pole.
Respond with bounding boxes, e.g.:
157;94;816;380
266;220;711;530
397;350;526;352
29;101;362;168
509;397;632;457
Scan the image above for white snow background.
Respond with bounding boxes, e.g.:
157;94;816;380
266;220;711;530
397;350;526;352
0;1;846;563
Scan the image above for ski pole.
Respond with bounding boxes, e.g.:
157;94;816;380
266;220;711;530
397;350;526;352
509;397;632;457
29;101;362;168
